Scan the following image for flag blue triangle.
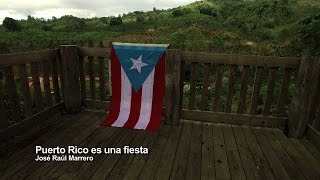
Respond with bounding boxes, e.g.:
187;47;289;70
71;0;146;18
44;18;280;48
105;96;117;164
113;43;167;92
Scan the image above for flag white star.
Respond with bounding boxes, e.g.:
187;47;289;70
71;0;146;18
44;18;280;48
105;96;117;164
130;55;148;74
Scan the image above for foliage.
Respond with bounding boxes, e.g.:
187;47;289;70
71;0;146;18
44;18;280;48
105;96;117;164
110;17;123;26
2;17;21;32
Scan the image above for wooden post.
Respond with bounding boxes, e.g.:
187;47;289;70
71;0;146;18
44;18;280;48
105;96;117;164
165;49;181;126
60;45;81;113
288;57;320;138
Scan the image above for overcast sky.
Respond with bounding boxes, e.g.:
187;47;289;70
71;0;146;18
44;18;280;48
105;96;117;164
0;0;196;23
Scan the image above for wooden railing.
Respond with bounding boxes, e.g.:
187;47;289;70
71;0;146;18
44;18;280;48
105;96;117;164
77;46;301;128
1;44;312;141
0;49;64;137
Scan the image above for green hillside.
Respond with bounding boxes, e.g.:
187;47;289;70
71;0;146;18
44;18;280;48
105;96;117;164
0;0;319;56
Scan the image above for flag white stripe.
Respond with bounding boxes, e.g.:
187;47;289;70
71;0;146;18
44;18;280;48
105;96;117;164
134;69;155;130
112;67;132;127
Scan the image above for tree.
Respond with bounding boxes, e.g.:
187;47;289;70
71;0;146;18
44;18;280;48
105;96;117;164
172;9;184;17
2;17;21;31
110;17;123;26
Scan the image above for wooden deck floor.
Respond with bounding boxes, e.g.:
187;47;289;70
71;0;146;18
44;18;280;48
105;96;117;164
1;110;320;180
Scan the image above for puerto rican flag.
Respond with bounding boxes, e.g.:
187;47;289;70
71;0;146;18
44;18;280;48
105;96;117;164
101;43;168;131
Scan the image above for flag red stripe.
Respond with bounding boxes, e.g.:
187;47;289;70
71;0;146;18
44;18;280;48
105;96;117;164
146;53;165;131
123;87;142;128
101;48;121;126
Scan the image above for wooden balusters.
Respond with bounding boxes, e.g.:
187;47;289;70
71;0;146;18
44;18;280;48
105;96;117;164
276;68;292;116
225;65;237;113
31;62;44;111
5;66;20;122
42;61;53;107
88;41;96;100
263;67;277;116
200;63;211;111
98;41;106;101
212;64;223;112
250;67;263;115
189;62;197;110
19;64;33;117
51;55;61;103
237;65;249;114
79;41;86;100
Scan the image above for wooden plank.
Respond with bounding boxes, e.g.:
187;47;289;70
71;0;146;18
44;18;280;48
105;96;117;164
93;131;147;180
252;128;291;180
165;49;181;125
91;130;138;179
212;124;230;179
237;65;249;114
30;62;44;111
0;91;8;130
273;130;320;179
124;131;159;180
29;114;115;179
88;42;96;100
241;126;275;179
305;124;320;151
212;64;223;112
262;129;306;179
181;51;300;68
189;62;197;110
222;124;246;180
225;65;237;113
232;125;260;180
200;63;211;111
301;140;320;162
79;52;86;100
78;47;110;58
170;122;192;180
263;67;277;116
60;45;81;112
0;49;59;66
51;57;61;103
19;64;33;117
98;41;106;101
276;68;292;116
186;122;202;180
83;99;109;110
139;126;171;179
181;109;287;128
0;102;64;140
72;128;128;179
201;123;215;180
4;66;20;122
179;61;186;109
41;61;53;107
290;138;320;177
9;112;103;179
250;67;264;115
154;125;182;180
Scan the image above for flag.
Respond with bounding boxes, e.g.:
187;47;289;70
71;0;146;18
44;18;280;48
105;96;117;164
101;42;168;131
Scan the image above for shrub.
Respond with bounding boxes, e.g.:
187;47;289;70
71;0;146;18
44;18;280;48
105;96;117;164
110;17;123;26
3;17;21;32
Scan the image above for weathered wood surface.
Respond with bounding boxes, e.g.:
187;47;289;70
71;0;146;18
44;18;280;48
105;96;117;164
60;45;81;112
41;61;53;107
1;111;320;179
98;41;106;101
277;68;292;116
4;66;20;122
181;109;287;128
250;66;264;115
225;65;237;113
263;67;277;116
30;62;44;111
189;62;197;110
212;64;223;112
51;57;61;103
165;49;181;126
88;41;96;100
79;49;86;100
237;65;249;114
200;63;211;111
0;49;58;66
78;47;110;58
305;124;320;150
181;51;300;68
288;57;320;138
19;64;33;117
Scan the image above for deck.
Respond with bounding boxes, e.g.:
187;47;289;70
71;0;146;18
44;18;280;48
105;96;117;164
1;110;320;180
